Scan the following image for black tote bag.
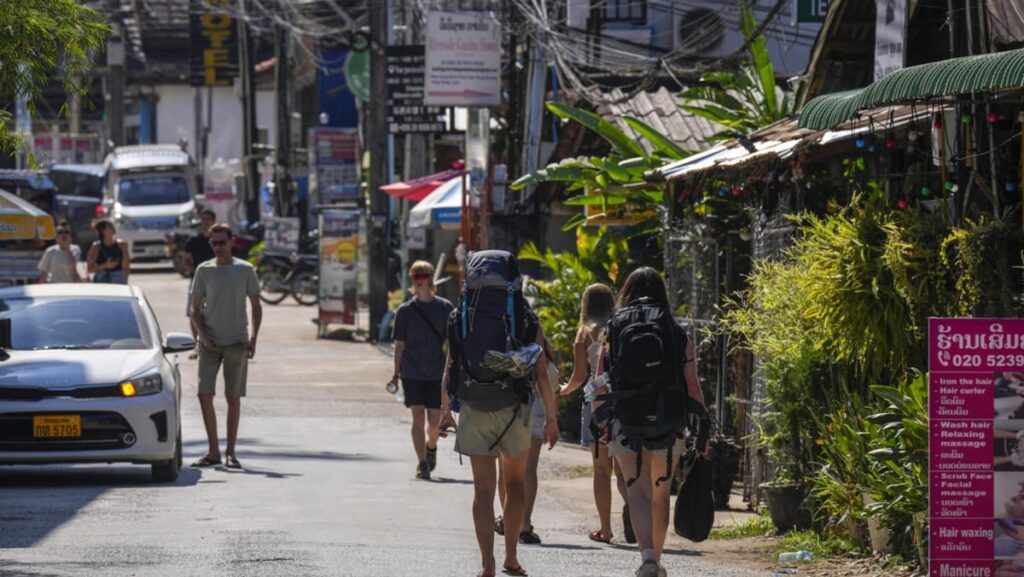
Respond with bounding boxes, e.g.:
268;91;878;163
673;455;715;542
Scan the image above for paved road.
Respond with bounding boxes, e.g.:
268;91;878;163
0;269;760;577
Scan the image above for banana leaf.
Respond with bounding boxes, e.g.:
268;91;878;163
547;102;646;158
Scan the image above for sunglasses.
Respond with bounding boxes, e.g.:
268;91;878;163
210;240;229;247
412;273;431;281
56;230;70;235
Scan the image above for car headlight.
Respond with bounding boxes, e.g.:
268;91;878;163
120;371;163;397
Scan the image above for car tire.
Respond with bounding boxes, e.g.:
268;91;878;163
152;432;181;483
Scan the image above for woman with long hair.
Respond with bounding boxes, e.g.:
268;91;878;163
596;267;706;577
558;283;633;544
86;219;130;284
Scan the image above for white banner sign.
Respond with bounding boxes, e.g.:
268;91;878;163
424;11;501;107
874;0;906;81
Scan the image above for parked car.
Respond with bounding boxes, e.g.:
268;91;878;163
102;145;202;261
0;283;195;482
48;164;106;251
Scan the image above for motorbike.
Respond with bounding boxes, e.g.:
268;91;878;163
258;251;319;306
166;230;195;278
231;221;264;260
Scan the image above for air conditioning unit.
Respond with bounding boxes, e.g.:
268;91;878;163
673;3;727;57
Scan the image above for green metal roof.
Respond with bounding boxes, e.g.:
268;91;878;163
799;48;1024;129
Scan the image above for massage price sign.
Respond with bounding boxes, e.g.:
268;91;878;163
930;319;1024;576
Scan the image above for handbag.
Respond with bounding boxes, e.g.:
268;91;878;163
673;452;715;542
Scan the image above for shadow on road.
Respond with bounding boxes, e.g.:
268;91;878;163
0;559;63;577
428;477;473;485
0;466;201;549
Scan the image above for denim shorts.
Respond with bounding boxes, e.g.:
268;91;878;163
93;270;126;284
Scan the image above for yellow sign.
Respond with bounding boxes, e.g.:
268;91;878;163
0;190;55;240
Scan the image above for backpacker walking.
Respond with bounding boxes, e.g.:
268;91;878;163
441;250;559;577
392;260;454;480
592;267;708;577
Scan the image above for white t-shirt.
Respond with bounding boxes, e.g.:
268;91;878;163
38;245;81;283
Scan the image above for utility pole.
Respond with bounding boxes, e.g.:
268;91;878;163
274;23;291;217
107;16;126;149
368;0;389;341
238;0;260;223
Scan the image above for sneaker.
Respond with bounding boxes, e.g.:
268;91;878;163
623;504;636;544
635;561;659;577
416;461;430;480
426;445;437;472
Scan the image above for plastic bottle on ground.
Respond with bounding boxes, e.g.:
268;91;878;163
777;550;813;563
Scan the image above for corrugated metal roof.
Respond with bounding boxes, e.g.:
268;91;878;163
597;88;721;155
799;48;1024;129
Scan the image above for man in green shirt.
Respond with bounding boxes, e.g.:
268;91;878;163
189;223;262;470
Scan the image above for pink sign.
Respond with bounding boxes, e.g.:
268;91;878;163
930;318;1024;573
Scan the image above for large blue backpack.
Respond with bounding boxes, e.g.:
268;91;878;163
448;250;538;413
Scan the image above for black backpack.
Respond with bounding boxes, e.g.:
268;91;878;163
448;250;538;414
596;298;690;486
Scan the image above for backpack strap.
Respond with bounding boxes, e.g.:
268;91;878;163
460;282;468;339
506;282;515;339
487;402;523;452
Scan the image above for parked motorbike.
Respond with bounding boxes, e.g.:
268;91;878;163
166;231;195;278
258;252;319;306
232;221;264;260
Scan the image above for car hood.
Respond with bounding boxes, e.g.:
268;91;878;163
0;349;162;387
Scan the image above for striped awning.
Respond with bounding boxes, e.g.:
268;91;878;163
799;48;1024;129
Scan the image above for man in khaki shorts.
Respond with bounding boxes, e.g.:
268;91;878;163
189;223;262;470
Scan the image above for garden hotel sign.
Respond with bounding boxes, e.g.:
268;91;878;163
929;318;1024;576
424;12;502;107
189;0;239;87
874;0;907;81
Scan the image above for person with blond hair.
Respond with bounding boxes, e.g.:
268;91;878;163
392;260;454;479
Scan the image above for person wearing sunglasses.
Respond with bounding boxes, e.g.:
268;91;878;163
392;260;454;480
189;223;262;470
37;220;82;283
87;219;130;284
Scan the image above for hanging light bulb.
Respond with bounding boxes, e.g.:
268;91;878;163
855;137;866;148
898;199;909;210
1006;182;1019;192
885;135;895;149
988;112;999;124
921;186;932;197
933;114;944;129
961;113;972;124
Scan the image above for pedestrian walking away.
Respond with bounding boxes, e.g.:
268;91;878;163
37;220;82;283
184;209;217;359
87;219;130;284
441;250;559;577
189;223;262;471
557;283;632;545
392;260;454;480
592;267;708;577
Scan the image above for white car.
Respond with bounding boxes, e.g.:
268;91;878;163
0;283;194;482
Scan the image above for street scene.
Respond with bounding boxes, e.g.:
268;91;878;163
4;0;1024;576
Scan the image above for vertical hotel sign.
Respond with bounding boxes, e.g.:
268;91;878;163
929;318;1024;576
190;0;239;86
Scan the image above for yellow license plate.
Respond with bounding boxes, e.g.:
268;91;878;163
33;415;82;438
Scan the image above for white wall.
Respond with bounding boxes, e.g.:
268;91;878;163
154;84;276;165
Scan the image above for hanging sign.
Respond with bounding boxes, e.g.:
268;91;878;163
424;12;502;107
189;0;239;86
874;0;906;81
929;318;1024;576
794;0;830;23
309;127;359;204
386;46;447;134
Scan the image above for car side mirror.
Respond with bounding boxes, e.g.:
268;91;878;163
163;332;196;354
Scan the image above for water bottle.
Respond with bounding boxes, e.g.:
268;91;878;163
777;550;813;564
395;389;405;404
385;378;398;395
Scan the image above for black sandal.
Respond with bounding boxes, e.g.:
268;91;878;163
519;529;541;545
190;455;221;468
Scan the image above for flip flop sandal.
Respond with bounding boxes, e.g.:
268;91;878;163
224;456;243;470
588;530;613;543
519;530;541;545
502;565;528;576
190;456;221;468
494;516;504;535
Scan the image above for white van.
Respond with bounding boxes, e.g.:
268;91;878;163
102;145;200;261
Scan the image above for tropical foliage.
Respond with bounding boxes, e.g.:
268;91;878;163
679;1;792;141
0;0;109;154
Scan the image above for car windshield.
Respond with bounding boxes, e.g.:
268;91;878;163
117;174;190;206
50;169;103;200
0;297;152;351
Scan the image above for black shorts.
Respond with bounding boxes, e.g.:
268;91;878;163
402;378;442;409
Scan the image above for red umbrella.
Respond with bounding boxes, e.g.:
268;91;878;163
380;169;466;202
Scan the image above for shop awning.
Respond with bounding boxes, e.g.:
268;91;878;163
799;48;1024;129
380;169;466;202
0;189;55;241
408;176;463;229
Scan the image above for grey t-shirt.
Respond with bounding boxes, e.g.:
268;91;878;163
192;258;260;346
393;296;454;380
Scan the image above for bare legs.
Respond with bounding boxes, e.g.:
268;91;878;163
197;394;241;461
522;437;545;532
470;450;529;576
592;443;628;539
615;449;678;562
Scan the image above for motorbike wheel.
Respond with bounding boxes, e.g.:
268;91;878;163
291;272;319;306
259;271;289;305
